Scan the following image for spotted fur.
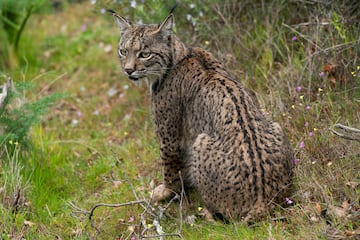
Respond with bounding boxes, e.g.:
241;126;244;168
113;13;294;221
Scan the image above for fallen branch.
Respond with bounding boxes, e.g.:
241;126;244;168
87;200;146;233
88;200;146;221
69;155;186;239
329;123;360;142
67;201;90;215
141;233;183;239
139;172;184;239
178;172;185;234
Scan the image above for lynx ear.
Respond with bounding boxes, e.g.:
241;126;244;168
155;14;174;37
113;13;131;34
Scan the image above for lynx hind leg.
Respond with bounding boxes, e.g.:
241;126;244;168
242;202;268;223
191;133;230;218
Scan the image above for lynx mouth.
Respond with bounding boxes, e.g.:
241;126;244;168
128;76;145;81
129;76;139;81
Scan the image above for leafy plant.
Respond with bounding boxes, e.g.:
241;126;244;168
0;76;62;155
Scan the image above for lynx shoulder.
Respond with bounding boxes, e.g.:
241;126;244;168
112;12;294;221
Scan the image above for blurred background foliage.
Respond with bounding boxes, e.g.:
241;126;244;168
0;0;44;69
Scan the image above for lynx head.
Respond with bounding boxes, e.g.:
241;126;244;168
113;13;175;87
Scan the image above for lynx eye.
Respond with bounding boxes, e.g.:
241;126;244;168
118;48;128;57
139;52;152;59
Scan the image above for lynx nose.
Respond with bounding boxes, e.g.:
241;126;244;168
124;68;135;75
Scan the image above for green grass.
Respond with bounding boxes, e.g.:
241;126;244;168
0;0;359;239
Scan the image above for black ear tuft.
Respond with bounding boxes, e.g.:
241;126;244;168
107;9;116;14
155;14;174;37
169;3;178;14
113;13;132;34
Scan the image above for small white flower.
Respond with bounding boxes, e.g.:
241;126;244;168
130;0;136;8
107;87;117;97
103;44;112;53
123;114;131;121
186;14;192;21
71;119;79;126
90;0;96;4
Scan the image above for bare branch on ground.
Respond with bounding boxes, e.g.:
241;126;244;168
329;123;360;142
69;162;185;239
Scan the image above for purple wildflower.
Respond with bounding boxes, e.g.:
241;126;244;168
299;141;305;149
128;216;134;222
305;105;311;110
308;131;314;137
291;36;297;41
295;86;302;92
81;23;87;32
286;197;294;205
319;71;324;77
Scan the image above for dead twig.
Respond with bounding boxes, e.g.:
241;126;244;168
68;201;90;214
329;123;360;142
141;233;183;239
178;171;185;234
139;171;184;239
69;150;186;238
290;21;331;28
89;200;146;233
11;189;21;214
88;200;146;221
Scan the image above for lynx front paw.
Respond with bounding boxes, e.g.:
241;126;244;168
151;184;173;203
198;207;215;222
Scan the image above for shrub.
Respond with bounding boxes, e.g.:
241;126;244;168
0;75;62;156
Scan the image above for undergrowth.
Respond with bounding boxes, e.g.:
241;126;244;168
0;0;359;239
